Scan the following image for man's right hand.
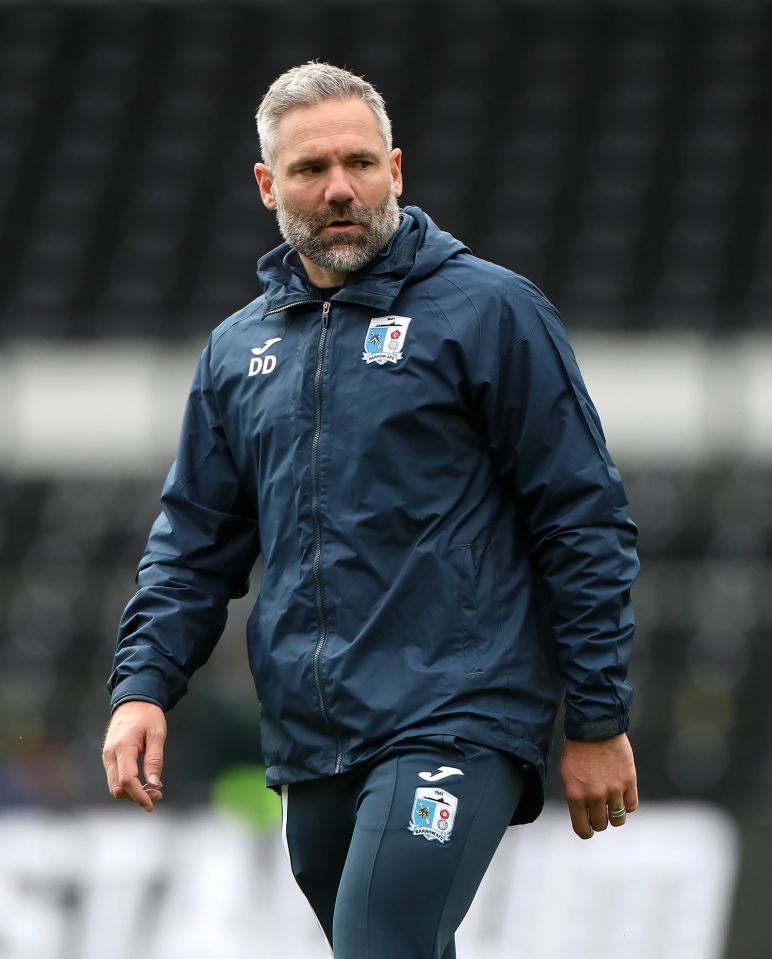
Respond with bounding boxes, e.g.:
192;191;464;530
102;701;167;812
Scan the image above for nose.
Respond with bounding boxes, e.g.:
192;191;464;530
323;165;356;205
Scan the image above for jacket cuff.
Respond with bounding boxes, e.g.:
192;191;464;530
108;673;177;713
110;694;166;715
564;713;629;741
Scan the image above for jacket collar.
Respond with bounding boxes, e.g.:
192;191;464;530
256;208;435;318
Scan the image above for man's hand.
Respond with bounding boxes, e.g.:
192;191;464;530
560;732;638;839
102;702;167;812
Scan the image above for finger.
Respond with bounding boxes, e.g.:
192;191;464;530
624;781;639;813
116;748;153;811
608;798;627;827
143;782;164;803
102;744;120;799
142;730;166;789
567;798;594;840
587;798;608;832
102;745;135;802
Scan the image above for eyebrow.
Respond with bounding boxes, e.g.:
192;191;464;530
287;149;380;173
347;150;379;161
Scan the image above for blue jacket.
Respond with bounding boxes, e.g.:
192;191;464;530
108;207;638;823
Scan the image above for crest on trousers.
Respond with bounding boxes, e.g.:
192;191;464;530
407;787;458;843
362;315;412;365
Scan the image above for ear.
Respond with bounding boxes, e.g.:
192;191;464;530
390;148;403;199
254;163;277;210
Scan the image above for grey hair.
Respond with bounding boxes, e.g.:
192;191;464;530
255;61;393;169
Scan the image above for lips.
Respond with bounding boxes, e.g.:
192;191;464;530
323;221;363;235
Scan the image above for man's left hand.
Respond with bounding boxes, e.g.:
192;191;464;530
560;733;638;839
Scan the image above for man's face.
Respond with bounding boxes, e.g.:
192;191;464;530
255;98;403;278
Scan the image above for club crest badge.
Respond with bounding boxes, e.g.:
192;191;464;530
362;315;412;365
407;787;458;844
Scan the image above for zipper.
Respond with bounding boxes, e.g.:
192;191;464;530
310;301;344;773
263;299;321;318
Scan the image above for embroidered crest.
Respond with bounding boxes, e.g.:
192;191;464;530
407;787;458;844
362;315;412;365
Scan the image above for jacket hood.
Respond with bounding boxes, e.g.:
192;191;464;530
256;205;468;314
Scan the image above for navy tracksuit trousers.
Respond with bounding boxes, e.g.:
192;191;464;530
281;736;525;958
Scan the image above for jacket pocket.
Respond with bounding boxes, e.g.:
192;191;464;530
454;544;484;673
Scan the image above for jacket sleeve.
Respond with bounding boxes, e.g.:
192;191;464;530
107;338;261;712
478;277;639;741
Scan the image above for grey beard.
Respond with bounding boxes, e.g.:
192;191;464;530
274;187;401;275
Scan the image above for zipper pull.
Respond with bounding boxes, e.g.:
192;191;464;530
322;301;331;327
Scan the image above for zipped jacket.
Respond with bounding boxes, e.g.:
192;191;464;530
108;207;639;823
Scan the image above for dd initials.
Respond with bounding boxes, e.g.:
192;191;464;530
248;355;277;376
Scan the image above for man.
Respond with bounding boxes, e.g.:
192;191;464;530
103;62;639;958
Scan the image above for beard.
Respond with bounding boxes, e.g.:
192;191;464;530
273;184;401;275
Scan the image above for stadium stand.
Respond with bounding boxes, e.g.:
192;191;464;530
0;2;771;333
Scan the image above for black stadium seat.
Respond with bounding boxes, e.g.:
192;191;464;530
0;1;770;335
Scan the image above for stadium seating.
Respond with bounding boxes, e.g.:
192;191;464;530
0;1;770;334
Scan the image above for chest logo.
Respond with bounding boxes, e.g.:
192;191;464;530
362;316;411;365
408;787;458;844
248;337;282;376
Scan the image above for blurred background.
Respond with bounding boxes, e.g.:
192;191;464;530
0;0;770;956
